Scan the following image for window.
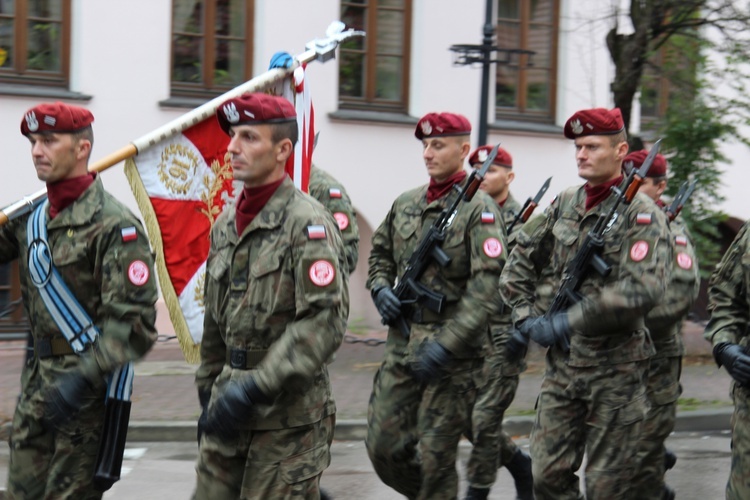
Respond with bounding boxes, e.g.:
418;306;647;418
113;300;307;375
0;0;71;87
495;0;559;122
338;0;412;113
0;261;30;340
640;38;698;125
171;0;254;97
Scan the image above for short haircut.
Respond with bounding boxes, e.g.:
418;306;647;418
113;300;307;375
72;126;94;150
270;121;298;146
609;129;628;147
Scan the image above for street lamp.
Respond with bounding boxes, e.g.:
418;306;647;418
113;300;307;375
449;0;535;146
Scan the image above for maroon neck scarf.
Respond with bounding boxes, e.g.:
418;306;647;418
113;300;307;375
427;170;467;204
47;173;96;219
656;198;666;208
235;177;285;235
584;175;623;211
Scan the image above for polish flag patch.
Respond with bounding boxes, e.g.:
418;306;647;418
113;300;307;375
329;188;342;199
333;212;349;231
677;252;693;270
630;240;650;262
309;260;335;287
483;237;503;258
121;226;137;242
675;235;688;246
481;212;495;224
307;225;327;239
636;213;652;225
128;260;150;286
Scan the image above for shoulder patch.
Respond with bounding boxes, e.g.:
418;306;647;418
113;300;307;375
121;226;137;243
675;235;688;246
629;240;651;262
481;212;495;224
307;225;327;239
676;252;693;270
636;213;652;225
329;188;342;199
308;259;336;286
482;237;503;258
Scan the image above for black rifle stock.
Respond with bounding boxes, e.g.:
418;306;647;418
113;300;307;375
386;144;501;338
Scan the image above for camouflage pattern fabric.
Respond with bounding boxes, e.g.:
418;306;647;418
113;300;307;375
366;183;507;498
501;191;523;245
308;166;360;274
195;177;348;495
500;186;671;499
0;177;158;499
633;215;699;498
704;221;750;499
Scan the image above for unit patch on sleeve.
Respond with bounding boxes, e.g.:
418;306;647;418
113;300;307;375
629;240;650;262
307;225;327;239
676;252;693;270
308;259;336;287
483;237;503;258
127;260;150;286
333;212;349;231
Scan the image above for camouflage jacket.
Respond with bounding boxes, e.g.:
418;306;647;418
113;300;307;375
0;176;158;382
646;214;700;358
196;177;349;430
501;191;523;245
367;181;507;360
500;185;671;367
704;220;750;349
308;166;360;275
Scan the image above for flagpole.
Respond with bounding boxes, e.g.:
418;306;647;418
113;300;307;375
0;21;364;226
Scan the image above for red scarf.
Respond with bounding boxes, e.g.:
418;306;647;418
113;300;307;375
427;171;467;204
235;177;285;235
584;175;623;211
656;198;666;208
47;173;96;219
498;196;508;208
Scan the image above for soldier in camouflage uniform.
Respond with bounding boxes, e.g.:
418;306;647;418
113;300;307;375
625;150;700;500
499;108;671;500
194;93;348;500
2;102;158;499
308;165;360;274
464;145;533;500
366;112;508;499
704;222;750;500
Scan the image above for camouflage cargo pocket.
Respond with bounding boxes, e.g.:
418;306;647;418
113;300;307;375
280;443;330;484
651;380;681;406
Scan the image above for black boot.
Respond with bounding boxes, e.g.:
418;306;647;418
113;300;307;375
505;449;534;500
464;486;490;500
664;448;677;470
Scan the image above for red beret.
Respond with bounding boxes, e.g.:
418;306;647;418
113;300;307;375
564;108;625;139
21;102;94;136
216;93;296;135
624;149;667;177
469;145;513;168
415;112;471;140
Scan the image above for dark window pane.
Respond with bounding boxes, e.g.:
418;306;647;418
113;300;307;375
27;20;61;71
525;69;549;110
380;0;403;6
0;1;14;15
28;0;61;18
528;23;551;67
174;0;203;35
530;0;553;23
216;0;244;37
339;51;364;98
496;66;518;108
498;0;519;20
214;38;243;86
376;10;402;54
172;34;203;83
342;4;366;33
375;55;402;100
497;20;520;51
0;18;14;68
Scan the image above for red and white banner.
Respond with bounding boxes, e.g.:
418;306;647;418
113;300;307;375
125;72;315;363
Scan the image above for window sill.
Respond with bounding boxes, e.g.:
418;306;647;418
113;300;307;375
0;84;91;101
329;109;418;126
490;119;563;136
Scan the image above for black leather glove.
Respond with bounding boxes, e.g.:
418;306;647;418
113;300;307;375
714;343;750;386
372;287;401;323
204;376;272;440
520;313;571;351
505;328;530;361
197;388;211;443
411;341;452;383
44;372;99;426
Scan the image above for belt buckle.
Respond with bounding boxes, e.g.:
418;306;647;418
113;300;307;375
37;339;52;359
230;349;247;369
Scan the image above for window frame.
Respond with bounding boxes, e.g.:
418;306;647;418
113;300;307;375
169;0;255;99
0;0;71;88
338;0;412;114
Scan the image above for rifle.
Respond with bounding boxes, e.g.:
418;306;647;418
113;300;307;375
545;139;662;317
386;144;501;338
665;180;696;222
507;176;552;234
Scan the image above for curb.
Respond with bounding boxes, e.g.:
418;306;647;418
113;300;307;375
125;407;735;443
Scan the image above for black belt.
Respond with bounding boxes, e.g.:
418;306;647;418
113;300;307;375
35;337;76;359
227;348;268;369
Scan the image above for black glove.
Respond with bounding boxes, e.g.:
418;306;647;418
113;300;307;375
411;341;452;383
520;313;571;351
44;372;99;427
372;287;401;323
197;388;211;443
714;343;750;386
203;376;272;440
505;328;530;361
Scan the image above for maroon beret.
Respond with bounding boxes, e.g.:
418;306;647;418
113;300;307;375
415;112;471;140
469;145;513;168
21;102;94;136
563;108;625;139
216;93;296;135
624;149;667;177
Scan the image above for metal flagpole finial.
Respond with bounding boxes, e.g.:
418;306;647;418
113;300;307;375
303;20;366;64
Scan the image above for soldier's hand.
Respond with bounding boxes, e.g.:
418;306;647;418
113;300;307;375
506;328;530;360
715;343;750;386
44;373;95;426
373;287;401;323
411;341;452;383
204;376;271;440
521;313;571;352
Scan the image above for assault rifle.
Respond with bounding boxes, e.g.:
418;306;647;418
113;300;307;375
545;139;662;317
507;176;552;234
386;144;501;338
665;180;696;222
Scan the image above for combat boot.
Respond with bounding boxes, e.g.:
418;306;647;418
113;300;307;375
505;449;534;500
664;448;677;470
464;486;490;500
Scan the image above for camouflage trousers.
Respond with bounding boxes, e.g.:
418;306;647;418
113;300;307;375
633;355;682;499
728;383;750;500
7;359;106;500
530;351;648;500
366;354;483;499
193;414;335;500
465;371;520;488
